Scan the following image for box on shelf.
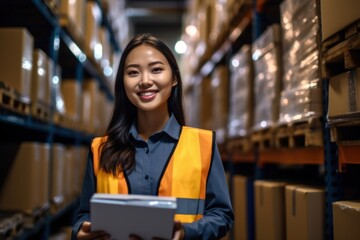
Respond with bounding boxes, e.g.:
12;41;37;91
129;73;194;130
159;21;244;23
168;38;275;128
0;28;34;99
233;175;249;240
61;79;81;124
39;143;50;210
328;67;360;122
51;144;66;212
254;180;286;240
198;76;213;131
84;1;102;64
0;143;41;214
59;0;86;47
211;65;229;144
321;0;360;41
31;49;48;104
82;80;100;134
333;201;360;240
285;185;325;240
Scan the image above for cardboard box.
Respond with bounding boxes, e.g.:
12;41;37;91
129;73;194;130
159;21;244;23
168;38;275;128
285;185;325;240
61;79;81;122
328;67;360;119
254;180;286;240
321;0;360;41
31;49;47;104
0;143;40;213
84;1;102;63
211;65;229;144
333;201;360;240
51;144;65;210
0;28;34;98
82;80;100;134
233;175;249;240
39;143;50;209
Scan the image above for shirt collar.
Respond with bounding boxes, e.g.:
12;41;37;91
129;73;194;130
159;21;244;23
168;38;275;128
129;114;181;141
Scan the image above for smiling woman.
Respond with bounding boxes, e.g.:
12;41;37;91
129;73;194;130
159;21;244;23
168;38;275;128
72;33;234;240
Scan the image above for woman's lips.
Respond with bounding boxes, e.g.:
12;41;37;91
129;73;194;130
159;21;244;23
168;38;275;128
138;91;157;101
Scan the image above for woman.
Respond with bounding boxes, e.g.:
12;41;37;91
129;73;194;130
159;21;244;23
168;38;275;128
72;33;234;240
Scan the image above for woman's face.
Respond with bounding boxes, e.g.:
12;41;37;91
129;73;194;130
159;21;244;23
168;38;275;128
124;45;177;114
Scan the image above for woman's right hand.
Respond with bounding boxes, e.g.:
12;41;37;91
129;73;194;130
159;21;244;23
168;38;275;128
77;221;110;240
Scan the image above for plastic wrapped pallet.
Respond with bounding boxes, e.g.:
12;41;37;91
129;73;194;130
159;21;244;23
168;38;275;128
279;0;322;124
252;24;282;131
211;65;229;144
228;44;254;138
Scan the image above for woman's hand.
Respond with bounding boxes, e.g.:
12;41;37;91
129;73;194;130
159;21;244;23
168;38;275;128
128;220;184;240
172;220;185;240
77;221;110;240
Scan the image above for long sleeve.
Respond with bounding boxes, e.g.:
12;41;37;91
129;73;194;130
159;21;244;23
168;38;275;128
182;141;234;239
71;150;96;240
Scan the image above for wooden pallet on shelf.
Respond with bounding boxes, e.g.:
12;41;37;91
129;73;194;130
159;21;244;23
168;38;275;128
275;118;323;148
31;100;51;122
322;20;360;77
251;127;276;151
0;88;30;115
227;136;253;153
329;121;360;172
0;212;24;239
227;136;254;163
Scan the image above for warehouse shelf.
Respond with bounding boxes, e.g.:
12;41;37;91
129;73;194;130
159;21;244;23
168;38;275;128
191;3;253;81
230;151;255;163
0;0;115;100
0;112;94;144
14;198;79;240
94;0;121;52
338;143;360;172
258;147;324;166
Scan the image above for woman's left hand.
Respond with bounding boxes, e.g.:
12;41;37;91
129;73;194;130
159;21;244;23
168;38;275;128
128;220;184;240
172;220;185;240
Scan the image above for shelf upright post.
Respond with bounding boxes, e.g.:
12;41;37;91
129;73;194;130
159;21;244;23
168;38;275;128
323;78;343;240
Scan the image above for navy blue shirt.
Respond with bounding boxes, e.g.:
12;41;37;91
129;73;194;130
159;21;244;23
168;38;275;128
72;115;234;239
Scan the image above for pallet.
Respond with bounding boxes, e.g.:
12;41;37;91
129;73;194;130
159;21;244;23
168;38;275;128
275;118;323;148
251;128;276;151
227;136;252;153
0;88;30;115
31;100;51;122
322;20;360;77
330;123;360;142
0;212;24;239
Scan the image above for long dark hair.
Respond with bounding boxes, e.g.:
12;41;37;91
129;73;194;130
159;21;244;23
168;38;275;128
99;33;185;175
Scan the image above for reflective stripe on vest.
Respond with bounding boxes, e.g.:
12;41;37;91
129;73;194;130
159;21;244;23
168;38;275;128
91;126;213;223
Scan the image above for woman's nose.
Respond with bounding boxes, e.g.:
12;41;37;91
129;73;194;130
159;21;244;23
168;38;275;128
139;73;153;87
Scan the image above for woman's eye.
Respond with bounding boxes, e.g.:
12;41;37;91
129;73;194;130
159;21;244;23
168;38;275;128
127;71;138;77
152;67;163;73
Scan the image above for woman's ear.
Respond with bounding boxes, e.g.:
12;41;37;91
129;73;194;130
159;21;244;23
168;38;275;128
172;77;178;87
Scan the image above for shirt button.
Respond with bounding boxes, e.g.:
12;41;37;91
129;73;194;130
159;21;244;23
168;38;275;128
145;175;149;180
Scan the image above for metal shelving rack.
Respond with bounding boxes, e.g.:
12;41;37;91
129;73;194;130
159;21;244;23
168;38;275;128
0;0;121;238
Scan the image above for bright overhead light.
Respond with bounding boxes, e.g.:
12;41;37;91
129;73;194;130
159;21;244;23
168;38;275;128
174;40;187;54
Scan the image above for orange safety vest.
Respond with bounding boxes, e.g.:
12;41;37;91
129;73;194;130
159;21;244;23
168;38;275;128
91;126;213;223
